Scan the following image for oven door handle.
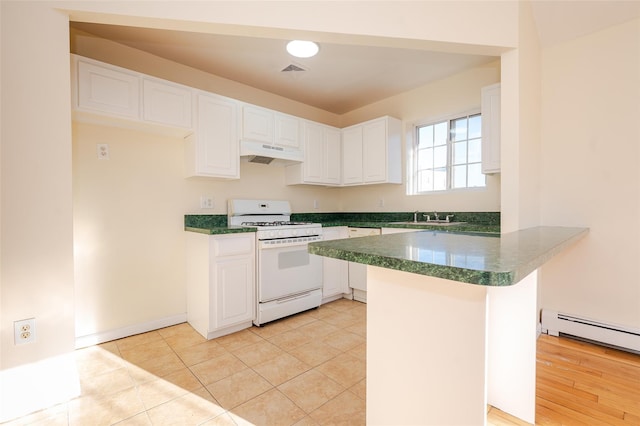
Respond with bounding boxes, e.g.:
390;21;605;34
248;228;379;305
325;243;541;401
258;237;322;249
276;292;314;304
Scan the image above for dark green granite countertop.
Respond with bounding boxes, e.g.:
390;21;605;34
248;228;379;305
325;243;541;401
185;212;500;235
184;215;255;235
184;226;257;235
321;222;500;234
308;226;588;286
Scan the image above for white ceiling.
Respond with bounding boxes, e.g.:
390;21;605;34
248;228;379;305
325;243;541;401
69;1;640;115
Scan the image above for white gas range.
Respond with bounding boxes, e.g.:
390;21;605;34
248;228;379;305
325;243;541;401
228;199;324;326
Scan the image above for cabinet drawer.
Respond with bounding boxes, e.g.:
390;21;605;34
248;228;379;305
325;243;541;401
212;234;254;256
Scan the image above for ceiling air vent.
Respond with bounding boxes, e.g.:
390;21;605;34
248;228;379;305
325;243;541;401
281;63;307;73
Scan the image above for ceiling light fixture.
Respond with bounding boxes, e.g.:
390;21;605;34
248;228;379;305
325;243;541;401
286;40;319;58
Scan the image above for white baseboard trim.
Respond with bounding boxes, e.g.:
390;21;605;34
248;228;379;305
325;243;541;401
75;313;187;349
322;294;346;304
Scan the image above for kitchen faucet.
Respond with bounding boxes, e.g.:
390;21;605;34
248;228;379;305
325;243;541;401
423;212;443;222
413;211;419;222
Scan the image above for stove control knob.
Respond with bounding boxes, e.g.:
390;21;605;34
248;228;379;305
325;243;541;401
292;230;298;236
268;231;276;238
277;230;284;237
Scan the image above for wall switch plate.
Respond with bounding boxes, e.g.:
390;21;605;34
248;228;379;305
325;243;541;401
313;199;319;209
97;144;110;160
378;198;385;207
200;196;214;209
14;318;35;345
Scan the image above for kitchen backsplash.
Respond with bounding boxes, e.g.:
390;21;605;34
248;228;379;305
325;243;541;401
291;211;500;225
185;211;500;228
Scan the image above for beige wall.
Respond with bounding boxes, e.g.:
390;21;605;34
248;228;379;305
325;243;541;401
539;18;640;328
500;1;541;233
1;2;75;368
73;122;343;340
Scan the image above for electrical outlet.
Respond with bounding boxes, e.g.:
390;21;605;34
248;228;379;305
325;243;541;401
14;318;35;345
200;196;214;209
97;144;110;160
378;198;385;207
313;199;319;210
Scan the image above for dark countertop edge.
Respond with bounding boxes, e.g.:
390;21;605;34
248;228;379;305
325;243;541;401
308;226;589;287
320;222;500;235
185;226;256;235
509;227;589;284
307;244;514;286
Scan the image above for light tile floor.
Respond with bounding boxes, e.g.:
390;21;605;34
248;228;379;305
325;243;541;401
4;299;366;426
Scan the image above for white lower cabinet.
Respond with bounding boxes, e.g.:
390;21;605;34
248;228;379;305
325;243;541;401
321;227;350;303
347;227;382;303
186;232;255;339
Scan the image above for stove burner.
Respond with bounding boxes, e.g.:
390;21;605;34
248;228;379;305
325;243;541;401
241;221;312;227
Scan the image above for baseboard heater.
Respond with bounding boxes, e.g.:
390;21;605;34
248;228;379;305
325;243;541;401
541;309;640;354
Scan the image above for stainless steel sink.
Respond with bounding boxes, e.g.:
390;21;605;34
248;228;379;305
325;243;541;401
390;221;466;226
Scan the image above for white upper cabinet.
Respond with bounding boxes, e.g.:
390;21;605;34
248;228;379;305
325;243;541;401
142;77;193;129
285;121;341;186
241;104;302;150
275;113;302;149
324;127;342;185
74;56;140;119
71;55;193;136
342;125;364;185
363;118;388;183
241;105;273;143
481;83;501;174
185;92;239;179
342;116;402;185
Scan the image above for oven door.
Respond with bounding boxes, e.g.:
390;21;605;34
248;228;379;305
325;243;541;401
257;241;323;302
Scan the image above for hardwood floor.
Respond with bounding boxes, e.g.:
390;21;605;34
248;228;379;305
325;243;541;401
487;334;640;425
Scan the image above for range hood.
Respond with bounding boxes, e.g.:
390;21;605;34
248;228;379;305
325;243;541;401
240;140;303;166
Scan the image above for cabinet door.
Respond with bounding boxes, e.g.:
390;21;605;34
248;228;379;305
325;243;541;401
193;93;239;178
303;122;325;183
481;84;501;174
348;262;367;291
143;78;192;128
322;227;349;298
342;126;363;185
363;119;387;183
77;59;140;119
276;113;301;149
242;105;273;143
324;128;342;185
214;256;255;328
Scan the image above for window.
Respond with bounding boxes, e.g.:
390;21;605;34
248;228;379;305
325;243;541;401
409;112;485;193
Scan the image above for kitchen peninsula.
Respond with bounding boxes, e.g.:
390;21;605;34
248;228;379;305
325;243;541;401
308;226;588;425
